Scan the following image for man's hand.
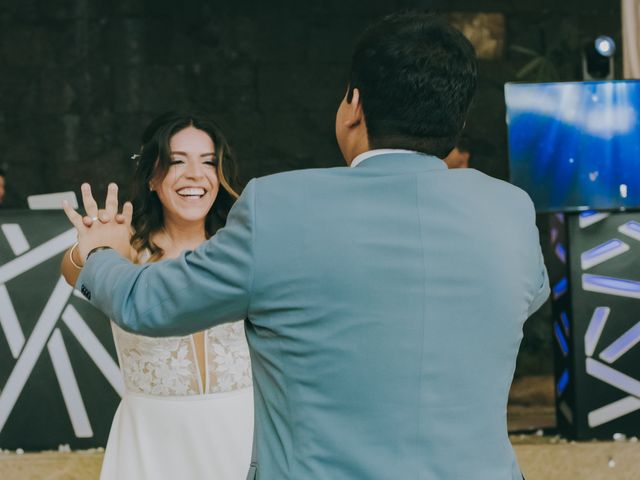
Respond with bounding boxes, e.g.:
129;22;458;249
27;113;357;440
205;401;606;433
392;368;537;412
63;182;133;264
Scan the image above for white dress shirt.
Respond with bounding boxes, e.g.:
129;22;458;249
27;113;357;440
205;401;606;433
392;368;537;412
350;149;420;168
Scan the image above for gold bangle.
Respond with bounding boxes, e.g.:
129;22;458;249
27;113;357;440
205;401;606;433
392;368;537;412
69;242;83;269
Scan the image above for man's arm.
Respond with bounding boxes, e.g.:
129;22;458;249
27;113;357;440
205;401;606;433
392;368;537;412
77;180;257;337
528;245;550;317
526;199;550;317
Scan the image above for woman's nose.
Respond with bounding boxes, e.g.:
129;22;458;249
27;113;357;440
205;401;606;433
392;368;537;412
184;160;204;178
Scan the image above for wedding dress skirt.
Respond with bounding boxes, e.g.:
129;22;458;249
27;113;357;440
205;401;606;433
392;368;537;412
100;388;253;480
100;321;254;480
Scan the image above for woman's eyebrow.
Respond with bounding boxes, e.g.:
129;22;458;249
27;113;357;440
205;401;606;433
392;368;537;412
170;151;215;157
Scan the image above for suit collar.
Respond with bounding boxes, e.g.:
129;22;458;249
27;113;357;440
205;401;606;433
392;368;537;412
352;150;447;173
350;149;416;168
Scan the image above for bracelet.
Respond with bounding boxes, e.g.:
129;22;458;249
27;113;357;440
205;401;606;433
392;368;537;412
86;246;113;262
68;243;83;269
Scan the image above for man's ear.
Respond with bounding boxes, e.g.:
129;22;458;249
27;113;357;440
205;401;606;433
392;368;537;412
344;88;364;128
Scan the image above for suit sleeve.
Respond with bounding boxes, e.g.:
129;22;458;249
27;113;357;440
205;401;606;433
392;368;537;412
77;179;257;337
526;201;550;317
528;244;550;317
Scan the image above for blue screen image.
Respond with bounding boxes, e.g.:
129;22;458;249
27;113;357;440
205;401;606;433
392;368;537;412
505;80;640;212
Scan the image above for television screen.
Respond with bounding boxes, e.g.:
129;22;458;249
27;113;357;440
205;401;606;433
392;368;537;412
505;80;640;212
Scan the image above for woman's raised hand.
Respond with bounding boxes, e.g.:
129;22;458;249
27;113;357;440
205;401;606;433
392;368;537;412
62;182;134;263
72;183;131;226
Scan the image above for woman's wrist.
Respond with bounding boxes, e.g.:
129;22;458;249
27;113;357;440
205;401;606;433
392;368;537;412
69;242;83;269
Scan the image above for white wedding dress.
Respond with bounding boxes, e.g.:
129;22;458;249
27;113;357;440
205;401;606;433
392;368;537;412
99;320;254;480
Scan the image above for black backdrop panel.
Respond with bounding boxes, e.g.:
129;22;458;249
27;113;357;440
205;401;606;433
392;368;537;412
0;210;120;450
551;211;640;439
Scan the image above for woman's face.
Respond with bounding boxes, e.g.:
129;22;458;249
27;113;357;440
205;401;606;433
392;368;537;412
152;126;219;225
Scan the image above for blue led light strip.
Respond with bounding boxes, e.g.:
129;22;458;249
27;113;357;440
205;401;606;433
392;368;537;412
557;369;569;396
560;311;570;337
553;277;568;299
555;243;567;264
554;322;569;356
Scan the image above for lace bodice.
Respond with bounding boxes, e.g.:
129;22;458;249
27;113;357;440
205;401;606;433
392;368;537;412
112;321;252;397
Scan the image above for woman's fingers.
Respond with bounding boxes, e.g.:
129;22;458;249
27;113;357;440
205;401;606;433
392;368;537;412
97;209;111;223
62;200;84;230
122;201;133;225
115;201;133;225
104;183;119;220
81;183;99;218
77;182;124;225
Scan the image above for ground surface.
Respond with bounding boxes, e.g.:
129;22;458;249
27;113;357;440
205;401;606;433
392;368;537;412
2;375;639;479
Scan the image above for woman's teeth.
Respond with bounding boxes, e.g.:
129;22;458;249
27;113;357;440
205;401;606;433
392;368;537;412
177;188;205;198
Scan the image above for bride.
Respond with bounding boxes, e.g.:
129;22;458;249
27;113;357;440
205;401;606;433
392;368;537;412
61;112;253;479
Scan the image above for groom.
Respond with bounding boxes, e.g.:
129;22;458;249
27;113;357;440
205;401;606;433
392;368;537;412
73;12;547;479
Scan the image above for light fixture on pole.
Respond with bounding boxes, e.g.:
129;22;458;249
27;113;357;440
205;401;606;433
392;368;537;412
582;35;616;80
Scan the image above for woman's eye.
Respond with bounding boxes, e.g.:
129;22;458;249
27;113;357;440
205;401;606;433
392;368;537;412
203;160;216;167
170;159;184;165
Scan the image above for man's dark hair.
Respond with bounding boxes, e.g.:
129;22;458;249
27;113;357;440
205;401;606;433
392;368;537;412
0;168;5;177
348;12;478;158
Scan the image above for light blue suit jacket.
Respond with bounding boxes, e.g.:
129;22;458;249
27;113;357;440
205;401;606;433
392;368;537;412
79;152;549;479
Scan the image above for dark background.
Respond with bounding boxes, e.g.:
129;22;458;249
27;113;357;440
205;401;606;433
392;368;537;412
0;0;623;374
0;211;119;450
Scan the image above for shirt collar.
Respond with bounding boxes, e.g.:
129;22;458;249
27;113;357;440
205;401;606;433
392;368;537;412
350;149;419;168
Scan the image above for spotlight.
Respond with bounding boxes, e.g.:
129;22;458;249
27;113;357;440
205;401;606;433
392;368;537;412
594;36;615;57
582;35;616;80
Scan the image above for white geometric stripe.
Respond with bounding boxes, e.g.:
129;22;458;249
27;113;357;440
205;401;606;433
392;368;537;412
588;396;640;428
580;240;629;270
584;307;610;358
586;358;640;398
0;285;25;359
579;212;610;229
47;328;93;438
0;277;73;432
0;229;75;284
582;273;640;299
1;224;30;256
599;322;640;364
618;221;640;242
62;305;124;396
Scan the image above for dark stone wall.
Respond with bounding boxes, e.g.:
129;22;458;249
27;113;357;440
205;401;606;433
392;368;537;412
0;0;622;374
0;0;621;205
